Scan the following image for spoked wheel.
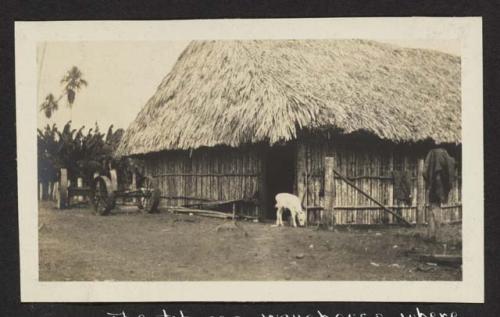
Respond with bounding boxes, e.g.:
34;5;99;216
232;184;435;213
91;176;115;215
137;176;160;213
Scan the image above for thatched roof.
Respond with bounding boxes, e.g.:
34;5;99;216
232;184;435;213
116;40;461;156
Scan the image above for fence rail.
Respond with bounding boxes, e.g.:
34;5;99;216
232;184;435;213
154;173;260;177
298;142;462;226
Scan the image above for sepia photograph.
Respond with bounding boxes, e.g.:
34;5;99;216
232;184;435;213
36;39;463;282
16;18;483;302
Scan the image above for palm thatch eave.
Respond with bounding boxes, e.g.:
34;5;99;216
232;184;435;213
116;39;461;157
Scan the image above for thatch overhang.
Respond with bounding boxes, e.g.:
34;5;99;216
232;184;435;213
116;40;461;157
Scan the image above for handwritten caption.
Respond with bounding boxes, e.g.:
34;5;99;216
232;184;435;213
106;308;459;317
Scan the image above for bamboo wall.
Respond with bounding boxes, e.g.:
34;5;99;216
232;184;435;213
142;135;461;225
144;146;262;217
297;136;462;225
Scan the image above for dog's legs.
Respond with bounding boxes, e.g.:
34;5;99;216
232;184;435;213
271;207;283;227
278;207;283;226
290;209;297;227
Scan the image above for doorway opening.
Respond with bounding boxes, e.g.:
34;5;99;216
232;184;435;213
265;144;296;220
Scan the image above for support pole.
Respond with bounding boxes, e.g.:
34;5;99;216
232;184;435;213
77;177;83;202
416;158;426;225
296;142;307;224
58;168;68;209
232;202;236;223
131;172;137;190
324;157;335;224
131;172;137;203
388;154;394;223
258;146;268;221
109;169;118;192
52;182;59;201
304;145;309;225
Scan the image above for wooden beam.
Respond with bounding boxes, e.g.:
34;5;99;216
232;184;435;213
416;158;426;224
109;169;118;192
296;141;306;201
76;177;83;202
165;206;258;220
258;145;268;220
419;254;462;267
332;167;413;227
183;198;254;208
305;203;461;210
57;168;68;209
295;140;309;226
388;153;394;223
324;156;335;223
153;173;260;177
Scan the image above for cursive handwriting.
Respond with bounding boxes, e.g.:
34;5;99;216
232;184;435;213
400;307;458;317
107;309;191;317
106;308;458;317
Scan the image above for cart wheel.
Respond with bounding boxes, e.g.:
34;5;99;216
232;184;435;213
57;168;68;209
137;177;160;213
91;176;115;215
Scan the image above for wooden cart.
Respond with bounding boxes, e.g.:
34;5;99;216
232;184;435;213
56;168;160;215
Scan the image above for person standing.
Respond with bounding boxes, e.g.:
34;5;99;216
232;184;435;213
423;148;456;240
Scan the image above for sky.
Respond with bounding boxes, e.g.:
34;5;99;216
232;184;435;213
37;39;460;131
37;41;189;130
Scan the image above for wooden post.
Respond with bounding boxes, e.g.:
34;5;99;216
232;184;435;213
131;172;137;189
109;169;118;192
324;156;335;224
296;142;307;224
388;154;394;223
416;158;426;225
51;182;57;201
258;146;268;221
52;182;59;201
296;142;306;200
58;168;68;209
131;172;137;203
77;177;83;202
232;202;236;222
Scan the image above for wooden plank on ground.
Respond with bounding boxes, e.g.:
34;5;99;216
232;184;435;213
165;206;258;220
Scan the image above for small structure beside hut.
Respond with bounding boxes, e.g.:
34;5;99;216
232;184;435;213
116;40;461;225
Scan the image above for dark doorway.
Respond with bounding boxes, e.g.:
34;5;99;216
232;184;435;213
264;144;295;220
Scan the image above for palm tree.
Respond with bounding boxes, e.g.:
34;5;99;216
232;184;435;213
39;93;59;119
60;66;88;119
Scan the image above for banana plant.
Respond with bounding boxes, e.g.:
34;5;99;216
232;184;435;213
37;121;138;192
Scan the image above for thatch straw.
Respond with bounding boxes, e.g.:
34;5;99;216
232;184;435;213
116;40;461;156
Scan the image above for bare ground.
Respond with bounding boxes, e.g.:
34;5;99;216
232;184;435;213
38;201;461;281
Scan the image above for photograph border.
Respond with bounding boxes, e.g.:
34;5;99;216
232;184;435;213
15;17;484;303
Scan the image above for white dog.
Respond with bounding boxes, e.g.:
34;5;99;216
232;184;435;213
272;193;306;227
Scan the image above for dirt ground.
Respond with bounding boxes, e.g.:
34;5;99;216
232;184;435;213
38;201;462;281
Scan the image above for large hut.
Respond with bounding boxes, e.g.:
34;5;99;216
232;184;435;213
116;40;461;225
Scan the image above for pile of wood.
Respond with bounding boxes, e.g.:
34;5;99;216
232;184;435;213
165;199;258;221
419;254;462;268
165;206;233;219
